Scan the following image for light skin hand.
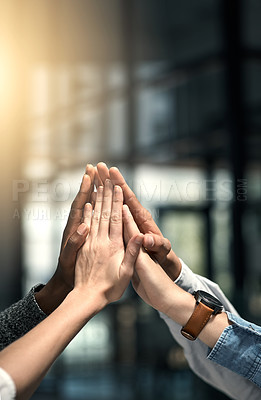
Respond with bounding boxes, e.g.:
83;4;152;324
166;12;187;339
35;164;95;315
0;181;143;400
122;204;176;312
96;162;182;281
75;180;144;306
123;206;230;349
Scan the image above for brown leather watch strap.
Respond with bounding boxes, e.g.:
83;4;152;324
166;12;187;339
181;301;214;340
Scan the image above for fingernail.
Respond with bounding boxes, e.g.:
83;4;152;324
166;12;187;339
85;202;92;211
114;185;121;193
146;235;154;247
77;223;88;235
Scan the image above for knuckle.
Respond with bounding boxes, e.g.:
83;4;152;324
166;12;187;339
126;194;136;205
143;208;152;220
110;212;121;224
67;234;79;248
101;210;110;220
113;194;122;203
70;199;80;211
138;206;150;218
92;211;101;221
139;209;152;228
128;245;137;257
163;238;171;252
102;193;111;202
69;207;82;220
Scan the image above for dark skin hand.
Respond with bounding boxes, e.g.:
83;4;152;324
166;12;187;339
96;162;182;281
35;164;96;315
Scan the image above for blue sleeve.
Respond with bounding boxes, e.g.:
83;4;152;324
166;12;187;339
159;260;261;398
208;312;261;389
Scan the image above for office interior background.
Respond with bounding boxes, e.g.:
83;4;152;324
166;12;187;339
0;0;261;399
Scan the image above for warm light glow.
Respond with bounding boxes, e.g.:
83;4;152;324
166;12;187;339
0;46;16;117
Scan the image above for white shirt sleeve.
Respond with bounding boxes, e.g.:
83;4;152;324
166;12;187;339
0;367;16;400
158;259;261;400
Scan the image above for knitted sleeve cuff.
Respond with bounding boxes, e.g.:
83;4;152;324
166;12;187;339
0;285;47;350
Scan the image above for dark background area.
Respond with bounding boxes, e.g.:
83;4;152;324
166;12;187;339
0;1;261;399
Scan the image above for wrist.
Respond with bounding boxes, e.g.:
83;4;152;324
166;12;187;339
35;273;72;315
162;285;195;325
68;287;108;319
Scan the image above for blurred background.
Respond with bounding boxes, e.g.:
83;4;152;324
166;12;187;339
1;0;261;399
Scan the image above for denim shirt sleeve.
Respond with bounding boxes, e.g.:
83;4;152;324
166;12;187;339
158;260;261;399
208;312;261;389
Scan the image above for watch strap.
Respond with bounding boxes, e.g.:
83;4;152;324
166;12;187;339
181;301;214;340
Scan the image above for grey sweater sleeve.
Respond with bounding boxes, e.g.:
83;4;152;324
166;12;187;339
0;285;47;351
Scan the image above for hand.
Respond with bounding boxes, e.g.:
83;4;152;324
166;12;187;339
74;179;143;307
122;204;177;314
61;164;95;252
35;164;95;314
96;162;182;281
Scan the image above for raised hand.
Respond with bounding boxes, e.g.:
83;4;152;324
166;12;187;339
96;162;181;281
0;180;143;400
122;204;177;314
35;164;95;314
75;180;143;306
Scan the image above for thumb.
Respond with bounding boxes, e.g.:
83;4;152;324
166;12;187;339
120;234;143;282
143;233;171;263
122;204;140;245
59;223;89;269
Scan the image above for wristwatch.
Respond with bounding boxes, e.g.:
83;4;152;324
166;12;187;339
181;290;223;341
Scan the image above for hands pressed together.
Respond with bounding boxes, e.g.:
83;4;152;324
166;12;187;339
37;161;229;345
74;179;143;308
0;162;183;400
36;161;182;316
54;162;184;315
0;162;231;400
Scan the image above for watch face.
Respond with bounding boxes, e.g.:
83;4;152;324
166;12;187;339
194;290;223;313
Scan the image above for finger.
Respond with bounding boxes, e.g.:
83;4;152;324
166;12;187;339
143;233;171;254
120;234;143;285
83;203;93;228
68;166;95;221
142;233;171;265
68;175;90;223
122;204;140;244
85;164;95;195
109;167;162;235
89;185;103;238
109;185;123;241
91;191;97;208
71;166;94;212
94;166;103;188
97;162;110;184
59;223;89;280
85;163;95;184
62;172;93;250
99;179;113;237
